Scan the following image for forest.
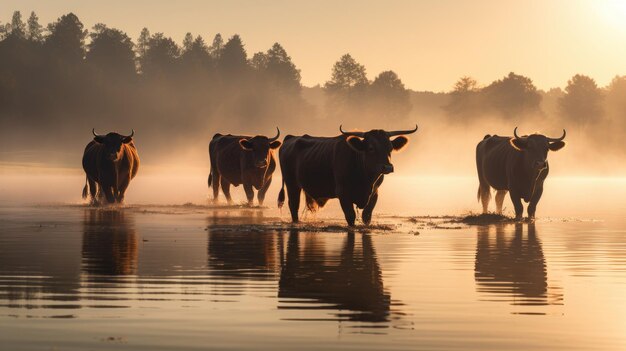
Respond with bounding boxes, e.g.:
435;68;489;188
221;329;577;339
0;10;624;168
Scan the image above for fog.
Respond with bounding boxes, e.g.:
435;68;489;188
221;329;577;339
1;10;626;219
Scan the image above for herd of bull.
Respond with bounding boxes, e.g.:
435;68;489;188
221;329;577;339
82;126;566;226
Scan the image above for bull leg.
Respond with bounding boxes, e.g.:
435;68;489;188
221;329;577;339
88;178;98;205
286;184;301;223
495;190;508;214
221;179;233;204
102;185;116;204
339;197;356;227
509;192;524;221
527;186;543;220
116;176;130;204
243;184;254;206
479;184;491;213
362;192;378;225
211;172;220;203
257;176;272;206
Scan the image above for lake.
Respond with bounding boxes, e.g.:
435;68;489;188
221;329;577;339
0;200;625;350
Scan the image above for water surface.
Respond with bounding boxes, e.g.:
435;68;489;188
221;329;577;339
0;205;625;350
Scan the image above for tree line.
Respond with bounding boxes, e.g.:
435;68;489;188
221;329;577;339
0;10;623;164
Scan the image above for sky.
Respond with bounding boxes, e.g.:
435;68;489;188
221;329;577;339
2;0;626;92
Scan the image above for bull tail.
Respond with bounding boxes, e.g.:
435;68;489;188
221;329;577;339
278;179;286;208
477;184;491;203
208;171;212;188
82;176;89;199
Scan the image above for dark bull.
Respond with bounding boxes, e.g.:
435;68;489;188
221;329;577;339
82;129;140;204
278;125;418;226
476;127;566;219
208;128;281;206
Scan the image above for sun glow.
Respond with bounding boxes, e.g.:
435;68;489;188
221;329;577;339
593;0;626;32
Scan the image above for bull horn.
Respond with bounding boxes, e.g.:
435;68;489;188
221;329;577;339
513;126;521;139
547;129;566;142
386;124;418;137
269;127;280;142
124;129;135;139
92;128;103;138
339;125;365;137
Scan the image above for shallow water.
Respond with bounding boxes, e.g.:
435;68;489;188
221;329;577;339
0;204;625;350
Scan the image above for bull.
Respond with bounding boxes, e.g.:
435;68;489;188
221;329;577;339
277;125;418;226
82;129;140;204
208;128;281;205
476;127;566;220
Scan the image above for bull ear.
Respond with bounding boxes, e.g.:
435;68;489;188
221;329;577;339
239;139;253;150
122;136;133;144
269;140;282;149
391;136;409;151
94;136;105;143
548;140;565;151
346;135;366;152
509;138;527;151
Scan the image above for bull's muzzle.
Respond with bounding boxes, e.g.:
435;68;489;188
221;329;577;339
382;164;394;174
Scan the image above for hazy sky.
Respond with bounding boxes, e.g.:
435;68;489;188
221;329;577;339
2;0;626;91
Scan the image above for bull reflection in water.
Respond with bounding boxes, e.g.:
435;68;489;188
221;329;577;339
207;211;280;282
81;209;138;278
474;223;562;307
278;230;391;323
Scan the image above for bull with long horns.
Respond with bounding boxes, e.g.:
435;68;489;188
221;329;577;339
278;125;418;226
476;127;566;219
82;129;140;204
208;128;282;206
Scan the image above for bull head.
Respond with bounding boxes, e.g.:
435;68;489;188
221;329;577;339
510;127;566;152
340;124;418;175
238;127;282;168
93;129;135;161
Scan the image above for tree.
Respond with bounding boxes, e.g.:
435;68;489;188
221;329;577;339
368;70;411;120
27;11;43;42
86;24;136;76
559;74;604;128
136;28;150;59
182;32;193;52
324;53;368;92
209;33;223;59
45;13;87;62
139;33;180;77
444;76;482;120
264;43;301;91
250;51;268;71
8;11;26;39
482;72;541;118
181;35;209;60
218;34;248;77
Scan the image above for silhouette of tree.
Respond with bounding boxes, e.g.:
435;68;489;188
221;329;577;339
180;34;211;67
368;70;411;120
444;76;482;121
325;53;368;92
26;11;43;42
136;27;150;59
559;74;604;129
87;24;135;77
218;34;248;78
606;76;626;124
250;51;268;71
139;32;180;77
209;33;224;59
264;43;301;91
8;11;26;39
482;72;541;118
45;13;87;62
